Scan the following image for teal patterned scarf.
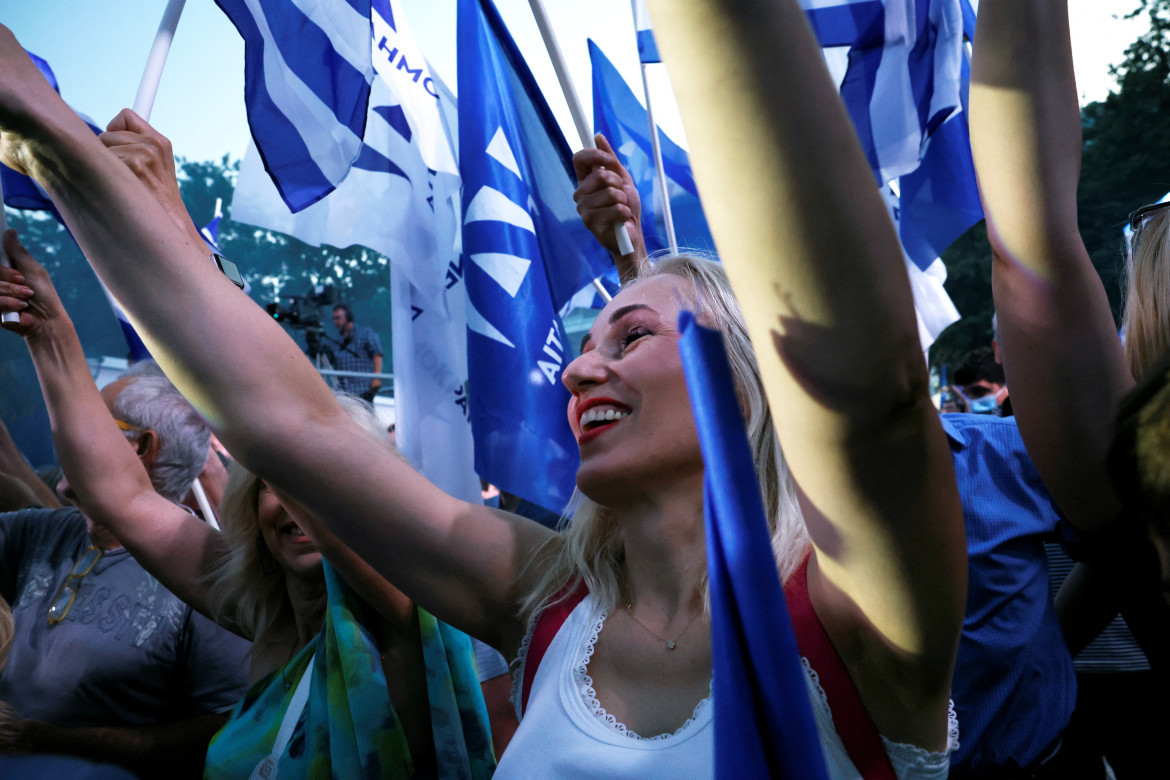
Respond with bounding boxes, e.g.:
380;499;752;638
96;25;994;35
205;562;495;778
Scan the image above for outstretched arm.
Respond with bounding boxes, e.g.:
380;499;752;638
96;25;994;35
0;31;552;657
970;1;1130;534
0;232;227;630
645;0;965;748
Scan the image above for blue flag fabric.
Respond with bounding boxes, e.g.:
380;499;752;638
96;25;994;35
589;40;715;255
897;107;982;271
213;0;375;213
677;312;829;779
200;214;223;250
457;0;612;512
804;0;967;187
892;0;981;271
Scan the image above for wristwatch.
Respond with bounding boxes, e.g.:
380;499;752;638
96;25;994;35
210;251;245;289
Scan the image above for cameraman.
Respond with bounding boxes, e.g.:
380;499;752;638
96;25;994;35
324;304;384;403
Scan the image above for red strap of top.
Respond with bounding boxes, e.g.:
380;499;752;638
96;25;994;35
784;553;898;780
520;580;589;717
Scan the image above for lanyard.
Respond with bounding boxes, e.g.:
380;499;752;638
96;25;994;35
249;651;316;780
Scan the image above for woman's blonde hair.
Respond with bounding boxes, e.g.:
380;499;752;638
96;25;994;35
204;394;394;646
522;252;807;616
1124;207;1170;380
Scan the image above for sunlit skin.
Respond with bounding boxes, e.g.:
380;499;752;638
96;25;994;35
563;276;705;506
256;482;323;580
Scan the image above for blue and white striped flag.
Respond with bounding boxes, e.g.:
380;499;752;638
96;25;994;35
805;0;967;186
213;0;376;213
458;0;613;512
232;0;480;505
632;0;660;64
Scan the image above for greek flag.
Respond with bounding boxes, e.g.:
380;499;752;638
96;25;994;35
897;102;982;272
213;0;375;213
589;40;714;256
458;0;613;512
232;0;480;505
806;0;967;186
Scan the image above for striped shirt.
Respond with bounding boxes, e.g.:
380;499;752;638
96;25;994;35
1045;543;1151;674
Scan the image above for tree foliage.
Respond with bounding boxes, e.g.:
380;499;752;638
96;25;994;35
1;157;393;465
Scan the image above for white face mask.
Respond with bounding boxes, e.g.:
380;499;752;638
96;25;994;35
967;395;999;415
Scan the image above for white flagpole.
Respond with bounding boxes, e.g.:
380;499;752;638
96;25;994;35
526;0;636;259
190;479;221;530
630;0;676;254
0;176;17;324
133;0;188;120
638;61;677;254
591;277;613;302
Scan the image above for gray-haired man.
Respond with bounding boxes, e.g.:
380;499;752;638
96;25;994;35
0;365;250;777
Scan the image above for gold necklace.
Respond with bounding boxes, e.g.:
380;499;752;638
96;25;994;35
624;603;703;651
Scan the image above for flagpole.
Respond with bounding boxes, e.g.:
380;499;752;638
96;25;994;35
526;0;636;259
591;277;613;302
190;479;220;530
132;0;187;120
0;177;17;324
638;60;677;254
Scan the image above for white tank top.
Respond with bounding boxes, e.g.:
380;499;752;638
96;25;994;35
497;593;956;779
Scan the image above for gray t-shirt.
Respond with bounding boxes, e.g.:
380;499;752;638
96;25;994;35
0;507;251;727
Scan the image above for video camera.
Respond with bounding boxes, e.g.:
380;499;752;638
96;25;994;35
265;284;337;358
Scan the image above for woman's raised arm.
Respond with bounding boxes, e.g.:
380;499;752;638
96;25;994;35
970;0;1131;534
0;31;552;655
644;0;965;747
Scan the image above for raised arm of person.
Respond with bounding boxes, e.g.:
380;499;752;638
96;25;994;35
0;31;553;657
0;231;228;629
644;0;965;748
969;1;1131;534
572;133;646;280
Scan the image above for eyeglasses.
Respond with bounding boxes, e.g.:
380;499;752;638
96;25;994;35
47;546;105;625
114;419;144;434
1128;201;1170;232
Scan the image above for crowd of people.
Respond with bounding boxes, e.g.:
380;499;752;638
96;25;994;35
0;0;1167;777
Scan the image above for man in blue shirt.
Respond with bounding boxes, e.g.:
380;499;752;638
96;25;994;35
944;412;1085;778
324;304;384;402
